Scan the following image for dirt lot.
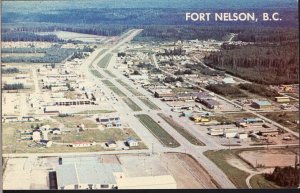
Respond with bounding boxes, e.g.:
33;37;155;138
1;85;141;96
239;148;299;168
3;157;51;190
161;153;219;189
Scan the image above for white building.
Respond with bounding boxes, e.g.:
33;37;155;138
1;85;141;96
126;137;139;147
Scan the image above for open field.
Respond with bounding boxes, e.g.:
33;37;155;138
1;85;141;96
122;98;142;111
204;149;249;188
259;111;299;132
37;31;106;42
213;112;257;124
52;115;97;128
97;53;112;68
249;174;279;189
204;147;299;189
238;148;299;168
135;114;180;148
50;127;140;143
74;110;116;114
104;70;117;78
90;69;104;78
2;121;58;154
158;113;205;146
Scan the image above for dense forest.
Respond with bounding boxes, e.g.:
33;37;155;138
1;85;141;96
206;84;247;98
265;165;299;188
239;83;279;98
204;41;299;85
2;32;63;42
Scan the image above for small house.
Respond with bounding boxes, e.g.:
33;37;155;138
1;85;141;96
32;130;41;141
39;140;53;147
126;137;139;147
52;128;61;135
106;140;117;148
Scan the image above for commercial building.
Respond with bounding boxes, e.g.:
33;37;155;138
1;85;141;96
275;96;290;103
55;157;122;190
154;89;175;98
208;127;238;137
236;118;265;127
199;98;220;109
54;156;177;190
222;77;235;84
251;100;272;109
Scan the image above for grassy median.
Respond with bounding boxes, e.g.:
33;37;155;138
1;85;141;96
135;114;180;148
158;113;205;146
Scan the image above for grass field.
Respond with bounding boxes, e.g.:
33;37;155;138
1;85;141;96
139;97;161;110
104;70;117;78
74;110;116;114
90;69;104;78
259;111;299;132
204;147;291;189
2;120;59;153
135;114;180;148
158;113;205;146
97;53;112;68
51;127;140;143
123;98;142;111
204;150;249;188
213;112;257;124
52;115;97;128
250;174;279;189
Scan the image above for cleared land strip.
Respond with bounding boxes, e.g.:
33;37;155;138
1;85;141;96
104;70;117;78
158;113;205;146
97;53;113;68
115;79;160;110
90;69;104;78
135;114;180;148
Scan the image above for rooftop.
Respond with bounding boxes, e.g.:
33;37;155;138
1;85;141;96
56;157;123;187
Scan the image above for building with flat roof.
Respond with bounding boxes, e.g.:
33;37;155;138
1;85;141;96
251;100;272;109
275;96;290;103
56;160;122;189
199;98;220;109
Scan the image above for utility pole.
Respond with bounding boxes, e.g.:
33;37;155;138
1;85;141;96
152;142;154;154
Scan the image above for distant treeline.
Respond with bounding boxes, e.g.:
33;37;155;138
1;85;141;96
3;83;24;90
2;67;19;74
204;42;299;85
1;47;76;63
2;32;63;42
